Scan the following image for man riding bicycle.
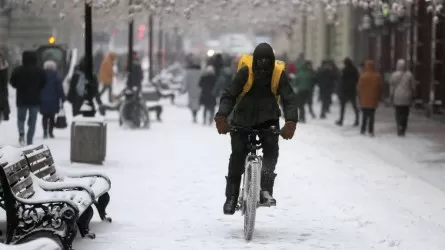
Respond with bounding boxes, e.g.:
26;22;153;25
214;43;299;215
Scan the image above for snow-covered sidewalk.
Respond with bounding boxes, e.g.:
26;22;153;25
1;102;445;249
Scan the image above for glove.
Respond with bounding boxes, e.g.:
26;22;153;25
280;121;296;140
214;116;230;134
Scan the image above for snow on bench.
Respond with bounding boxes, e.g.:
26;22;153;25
22;144;112;222
1;237;61;250
0;146;91;249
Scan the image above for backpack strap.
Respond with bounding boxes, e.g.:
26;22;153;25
236;54;254;103
272;60;285;103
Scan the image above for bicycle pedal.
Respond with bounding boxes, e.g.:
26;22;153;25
259;200;276;207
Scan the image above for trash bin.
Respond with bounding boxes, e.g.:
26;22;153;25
70;116;107;165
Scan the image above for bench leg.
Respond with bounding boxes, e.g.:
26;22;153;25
95;192;112;222
77;206;96;239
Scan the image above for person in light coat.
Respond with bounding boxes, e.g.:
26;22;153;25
389;59;416;136
183;57;202;123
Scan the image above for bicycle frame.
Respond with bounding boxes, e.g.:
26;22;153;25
231;126;279;213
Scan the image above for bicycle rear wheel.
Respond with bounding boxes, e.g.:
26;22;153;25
243;161;260;241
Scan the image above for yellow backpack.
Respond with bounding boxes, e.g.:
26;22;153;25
236;54;285;103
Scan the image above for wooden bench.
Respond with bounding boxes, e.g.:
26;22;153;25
0;146;95;249
22;144;112;223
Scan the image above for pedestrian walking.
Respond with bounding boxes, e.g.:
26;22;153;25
389;59;416;136
40;60;65;138
357;60;382;137
10;51;46;145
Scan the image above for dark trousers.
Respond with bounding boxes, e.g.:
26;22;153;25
191;110;198;123
338;97;359;124
297;90;310;122
203;105;215;125
395;105;410;134
42;114;55;136
306;87;315;118
17;106;39;145
228;120;279;193
360;108;376;134
99;84;113;102
319;91;331;117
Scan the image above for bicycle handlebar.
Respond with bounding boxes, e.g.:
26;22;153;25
230;125;281;135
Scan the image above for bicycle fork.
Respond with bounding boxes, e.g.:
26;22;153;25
238;155;263;214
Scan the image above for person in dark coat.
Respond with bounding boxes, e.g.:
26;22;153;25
40;60;65;138
327;59;340;112
210;53;224;78
126;52;143;92
306;61;316;119
199;65;217;125
10;51;46;145
0;52;10;122
316;60;336;118
336;57;360;126
212;56;234;99
67;57;103;117
214;43;298;215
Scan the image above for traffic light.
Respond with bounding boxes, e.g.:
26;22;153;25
48;36;56;44
137;25;145;40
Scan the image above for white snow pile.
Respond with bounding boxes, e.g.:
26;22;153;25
1;238;61;250
0;145;24;167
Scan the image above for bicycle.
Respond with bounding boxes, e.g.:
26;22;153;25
230;125;280;241
118;87;150;129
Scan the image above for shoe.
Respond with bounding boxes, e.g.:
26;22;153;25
335;120;343;126
320;114;326;119
19;134;25;146
353;121;359;127
49;133;55;139
369;132;375;137
43;133;48;139
260;173;277;206
360;131;365;135
223;176;240;215
260;191;276;206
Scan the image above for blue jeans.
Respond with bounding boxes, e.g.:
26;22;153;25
17;106;39;145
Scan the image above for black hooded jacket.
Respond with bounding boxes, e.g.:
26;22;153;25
10;51;46;107
216;43;298;127
339;58;359;98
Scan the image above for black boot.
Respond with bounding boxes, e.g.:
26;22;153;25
48;121;55;138
19;134;25;146
223;176;240;215
260;173;277;206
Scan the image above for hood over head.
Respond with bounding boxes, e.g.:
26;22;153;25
396;59;406;71
43;60;57;70
343;57;354;68
22;51;37;66
364;60;375;71
108;52;116;61
252;43;275;74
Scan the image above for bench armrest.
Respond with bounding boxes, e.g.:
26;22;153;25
60;169;111;184
34;177;95;201
32;175;95;200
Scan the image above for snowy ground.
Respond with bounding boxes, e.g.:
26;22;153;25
2;94;445;249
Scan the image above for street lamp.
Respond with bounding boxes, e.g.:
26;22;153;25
426;0;444;116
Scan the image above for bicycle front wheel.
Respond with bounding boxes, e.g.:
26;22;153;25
243;160;260;241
